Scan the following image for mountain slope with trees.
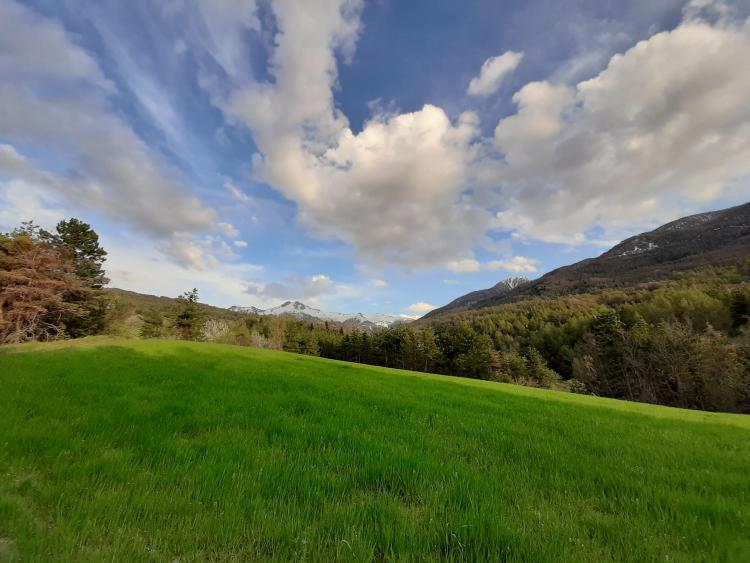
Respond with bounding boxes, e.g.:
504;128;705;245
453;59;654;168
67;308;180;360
425;201;750;318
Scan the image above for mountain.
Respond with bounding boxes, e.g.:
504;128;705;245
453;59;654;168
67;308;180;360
230;301;406;329
430;277;529;314
425;201;750;318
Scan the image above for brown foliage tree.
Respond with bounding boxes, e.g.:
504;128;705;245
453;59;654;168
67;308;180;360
0;232;90;344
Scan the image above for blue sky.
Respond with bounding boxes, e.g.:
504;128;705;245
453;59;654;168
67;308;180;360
1;0;750;315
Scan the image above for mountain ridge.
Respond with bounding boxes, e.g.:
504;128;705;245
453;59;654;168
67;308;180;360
424;201;750;319
230;300;407;329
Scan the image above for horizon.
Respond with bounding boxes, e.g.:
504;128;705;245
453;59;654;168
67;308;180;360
2;0;750;316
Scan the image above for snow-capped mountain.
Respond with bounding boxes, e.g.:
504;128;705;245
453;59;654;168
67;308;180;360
229;301;407;329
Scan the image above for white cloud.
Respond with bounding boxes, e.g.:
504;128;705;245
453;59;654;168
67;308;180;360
104;234;264;308
225;180;251;203
0;144;28;174
407;302;437;314
369;279;388;288
217;222;240;238
158;233;220;271
233;240;248;248
0;1;113;91
245;273;338;302
216;0;496;269
467;51;524;97
189;0;260;77
683;0;735;23
24;0;743;283
485;256;539;273
0;1;236;270
446;256;539;274
447;258;481;273
0;177;67;232
212;0;750;265
493;14;750;244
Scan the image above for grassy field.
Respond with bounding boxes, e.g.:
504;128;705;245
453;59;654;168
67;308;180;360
1;339;748;561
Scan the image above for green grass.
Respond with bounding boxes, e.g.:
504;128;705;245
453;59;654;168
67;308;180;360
1;339;748;562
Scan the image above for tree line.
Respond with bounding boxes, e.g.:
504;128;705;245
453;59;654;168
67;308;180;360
195;278;750;413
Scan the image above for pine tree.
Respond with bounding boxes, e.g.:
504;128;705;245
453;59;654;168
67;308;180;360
140;309;165;338
174;288;204;340
52;219;108;288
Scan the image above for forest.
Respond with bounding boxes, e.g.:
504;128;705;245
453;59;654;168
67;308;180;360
2;219;749;413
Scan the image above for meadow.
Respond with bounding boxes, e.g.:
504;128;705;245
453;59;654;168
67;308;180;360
1;338;748;561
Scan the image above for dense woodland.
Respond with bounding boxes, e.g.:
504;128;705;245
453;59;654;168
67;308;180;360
2;219;749;413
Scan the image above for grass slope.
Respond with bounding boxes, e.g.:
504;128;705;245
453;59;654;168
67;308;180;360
1;339;748;562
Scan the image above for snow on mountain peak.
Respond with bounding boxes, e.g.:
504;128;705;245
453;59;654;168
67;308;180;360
229;302;406;329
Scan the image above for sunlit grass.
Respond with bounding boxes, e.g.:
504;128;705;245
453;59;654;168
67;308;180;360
1;339;748;561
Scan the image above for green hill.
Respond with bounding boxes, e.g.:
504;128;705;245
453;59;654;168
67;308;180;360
1;339;748;562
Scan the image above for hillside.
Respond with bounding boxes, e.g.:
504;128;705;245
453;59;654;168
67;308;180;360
1;339;748;561
425;277;528;316
104;288;242;319
426;201;750;318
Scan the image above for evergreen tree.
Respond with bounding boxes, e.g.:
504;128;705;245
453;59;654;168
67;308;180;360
140;309;165;338
729;289;750;331
174;288;203;340
52;219;108;288
419;328;440;372
525;346;561;388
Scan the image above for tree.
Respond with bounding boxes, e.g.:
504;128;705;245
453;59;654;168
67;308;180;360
730;289;750;332
0;230;89;343
525;346;561;388
174;288;204;340
51;218;108;288
140;309;165;339
418;328;441;372
588;310;626;397
454;332;493;379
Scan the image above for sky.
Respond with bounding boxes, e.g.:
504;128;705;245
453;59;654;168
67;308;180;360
1;0;750;316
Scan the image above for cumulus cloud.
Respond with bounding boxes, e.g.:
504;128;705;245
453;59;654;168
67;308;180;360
447;259;481;273
229;2;748;260
369;279;388;288
0;0;233;269
0;144;28;175
215;0;750;270
445;255;539;274
467;51;524;96
485;256;539;273
158;233;220;271
216;0;497;268
493;14;750;244
233;240;248;248
407;302;437;314
245;274;337;301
